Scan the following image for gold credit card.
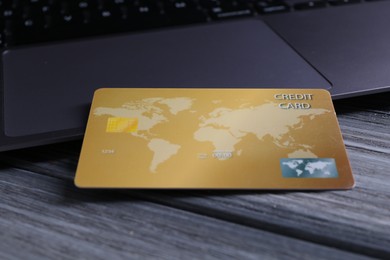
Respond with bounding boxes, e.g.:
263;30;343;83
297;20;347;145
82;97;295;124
75;88;354;189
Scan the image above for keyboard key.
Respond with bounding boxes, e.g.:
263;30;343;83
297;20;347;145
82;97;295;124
256;1;290;14
328;0;361;6
294;1;327;10
0;30;4;46
127;2;168;29
204;1;252;20
76;0;97;10
165;0;208;24
210;7;253;20
1;6;19;20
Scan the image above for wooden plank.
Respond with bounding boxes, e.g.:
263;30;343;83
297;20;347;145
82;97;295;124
134;96;390;258
131;146;390;258
0;168;369;259
0;92;389;258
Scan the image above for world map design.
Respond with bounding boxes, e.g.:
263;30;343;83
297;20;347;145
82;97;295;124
280;158;338;178
94;96;330;173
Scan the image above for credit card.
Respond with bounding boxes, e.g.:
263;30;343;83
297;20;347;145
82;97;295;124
75;88;354;189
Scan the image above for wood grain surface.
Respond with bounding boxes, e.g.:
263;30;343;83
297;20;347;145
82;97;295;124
0;92;389;259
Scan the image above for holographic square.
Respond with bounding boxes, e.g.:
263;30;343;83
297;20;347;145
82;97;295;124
280;158;338;178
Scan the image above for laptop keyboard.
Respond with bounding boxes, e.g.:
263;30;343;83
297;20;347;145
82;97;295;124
0;0;381;48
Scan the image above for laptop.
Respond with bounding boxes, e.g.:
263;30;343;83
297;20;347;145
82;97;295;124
1;0;389;151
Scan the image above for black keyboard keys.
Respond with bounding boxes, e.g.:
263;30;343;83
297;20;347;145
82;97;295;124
0;0;375;48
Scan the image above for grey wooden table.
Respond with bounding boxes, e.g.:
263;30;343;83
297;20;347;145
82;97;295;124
1;92;389;259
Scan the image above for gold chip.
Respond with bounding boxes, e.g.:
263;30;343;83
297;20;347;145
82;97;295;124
106;117;138;133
